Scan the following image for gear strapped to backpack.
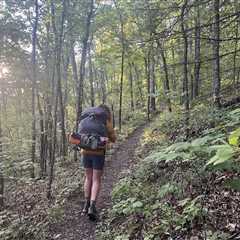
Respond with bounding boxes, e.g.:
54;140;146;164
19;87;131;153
69;107;108;150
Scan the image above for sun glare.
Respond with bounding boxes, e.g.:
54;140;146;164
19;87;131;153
0;66;9;78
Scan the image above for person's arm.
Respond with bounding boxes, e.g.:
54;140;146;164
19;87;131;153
106;118;116;143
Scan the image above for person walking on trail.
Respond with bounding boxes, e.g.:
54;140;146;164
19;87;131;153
79;104;116;221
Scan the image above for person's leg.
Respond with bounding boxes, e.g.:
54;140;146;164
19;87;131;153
90;169;103;201
84;168;93;199
82;168;93;214
88;169;103;220
81;154;93;214
88;155;105;220
90;154;105;201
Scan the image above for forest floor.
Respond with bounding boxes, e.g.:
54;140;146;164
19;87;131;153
49;124;147;240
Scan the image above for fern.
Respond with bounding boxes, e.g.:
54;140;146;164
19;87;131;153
206;145;234;166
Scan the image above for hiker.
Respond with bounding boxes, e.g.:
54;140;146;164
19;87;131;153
79;104;116;220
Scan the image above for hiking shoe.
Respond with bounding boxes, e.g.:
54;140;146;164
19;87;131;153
88;203;98;221
81;200;90;216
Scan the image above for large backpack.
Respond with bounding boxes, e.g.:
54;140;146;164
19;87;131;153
72;107;108;150
78;107;108;137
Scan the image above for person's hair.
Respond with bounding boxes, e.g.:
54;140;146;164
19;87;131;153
98;104;111;119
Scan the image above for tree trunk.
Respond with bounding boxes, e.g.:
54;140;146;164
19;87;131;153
129;63;134;111
133;64;144;107
193;3;201;98
144;55;150;121
41;20;52;179
111;104;115;128
76;0;94;128
47;0;66;199
113;0;125;132
171;46;177;92
100;70;107;104
189;31;194;101
0;103;4;209
233;0;240;85
158;41;172;112
56;0;67;160
181;0;190;138
88;44;95;107
149;49;156;112
119;42;124;131
212;0;221;108
0;171;3;209
63;52;70;107
37;94;46;178
31;0;39;179
70;41;78;99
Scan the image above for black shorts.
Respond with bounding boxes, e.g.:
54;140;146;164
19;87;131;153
81;154;105;170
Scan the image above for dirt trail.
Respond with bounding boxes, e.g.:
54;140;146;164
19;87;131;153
50;125;146;240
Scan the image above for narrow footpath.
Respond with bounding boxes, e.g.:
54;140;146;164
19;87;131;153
50;125;146;240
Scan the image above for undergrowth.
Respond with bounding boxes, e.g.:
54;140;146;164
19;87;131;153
0;109;147;240
97;104;240;240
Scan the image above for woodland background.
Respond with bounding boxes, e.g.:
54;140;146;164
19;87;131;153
0;0;240;239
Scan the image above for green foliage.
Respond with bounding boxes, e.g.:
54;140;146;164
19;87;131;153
224;179;240;191
228;127;240;146
206;144;235;167
98;105;240;239
157;183;179;198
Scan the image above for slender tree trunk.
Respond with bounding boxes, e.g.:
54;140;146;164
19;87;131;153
233;0;240;85
171;46;177;92
100;70;107;104
70;41;78;98
158;41;172;112
88;44;95;107
56;0;67;160
47;0;66;199
42;20;52;178
0;171;3;209
111;104;115;128
119;42;124;131
134;64;144;106
189;31;194;101
144;55;150;121
0;103;4;209
73;0;94;161
233;22;238;85
76;0;94;129
212;0;221;108
113;0;125;131
194;3;201;98
37;94;46;178
149;49;156;112
68;1;78;100
129;63;134;111
181;0;190;138
31;0;39;179
63;52;70;107
145;0;156;112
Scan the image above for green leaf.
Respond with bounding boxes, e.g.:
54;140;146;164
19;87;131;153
228;128;240;146
158;183;178;198
191;135;213;147
166;142;191;152
229;108;240;115
206;144;234;166
132;201;143;208
225;179;240;191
